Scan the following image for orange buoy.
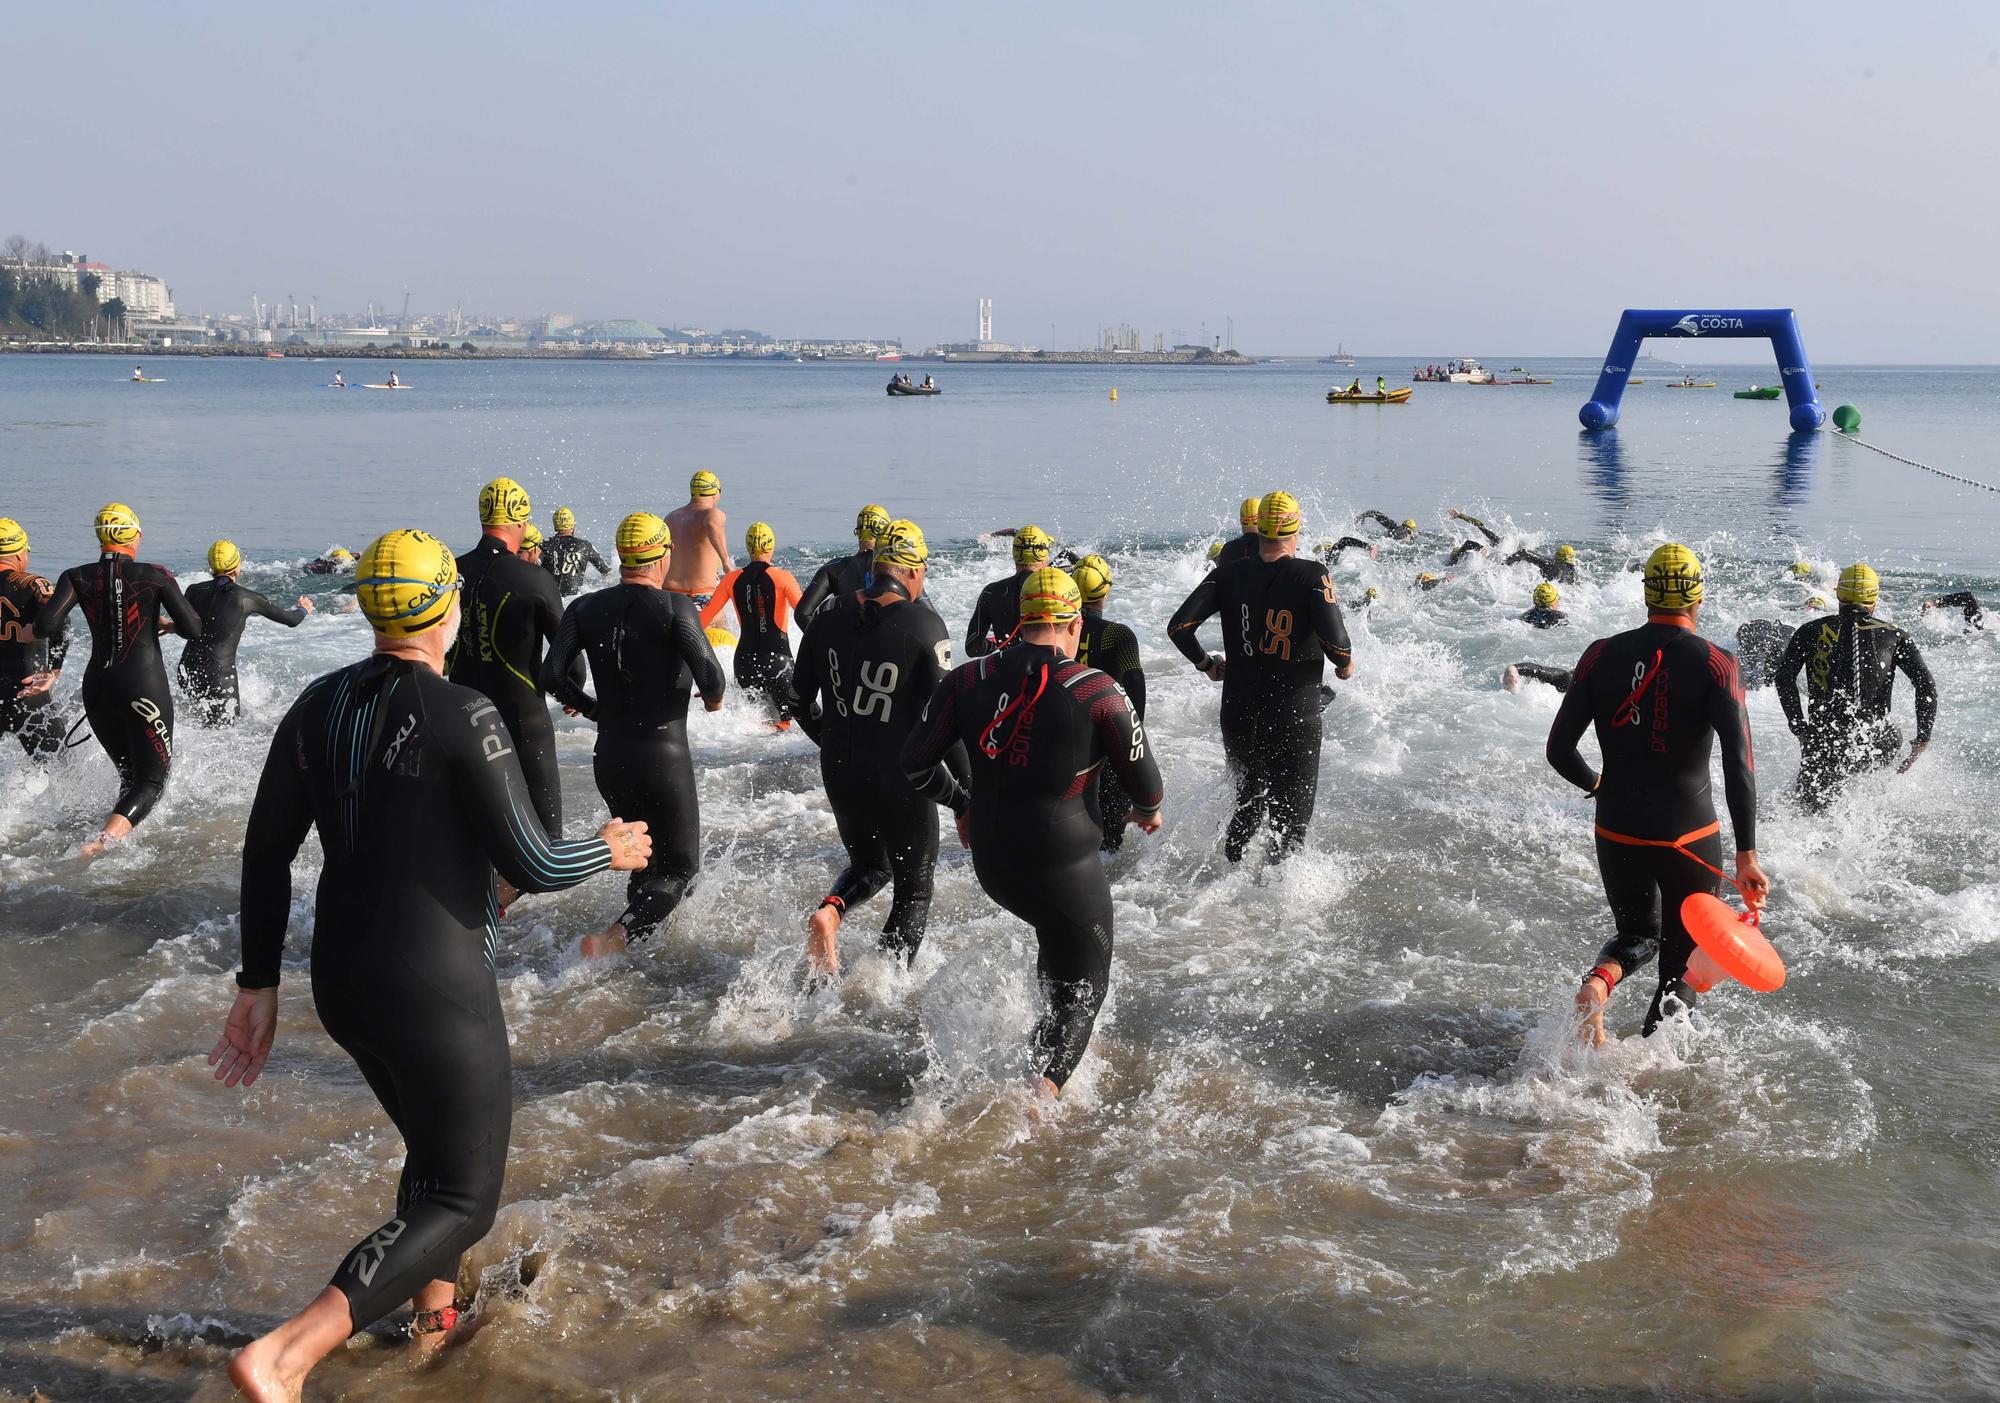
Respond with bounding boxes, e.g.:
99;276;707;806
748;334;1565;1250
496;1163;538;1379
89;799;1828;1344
1680;893;1786;992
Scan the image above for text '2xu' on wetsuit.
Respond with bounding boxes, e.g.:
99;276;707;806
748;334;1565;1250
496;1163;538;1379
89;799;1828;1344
544;583;724;941
0;564;69;756
238;654;614;1332
900;642;1162;1088
791;587;967;958
178;576;308;724
1168;552;1352;862
1545;615;1757;1034
37;551;203;826
1774;605;1936;811
449;535;566;832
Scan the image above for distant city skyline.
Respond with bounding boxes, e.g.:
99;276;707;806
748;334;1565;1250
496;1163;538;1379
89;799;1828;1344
8;3;1998;361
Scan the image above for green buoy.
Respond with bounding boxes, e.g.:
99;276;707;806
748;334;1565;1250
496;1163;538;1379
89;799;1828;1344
1832;404;1861;434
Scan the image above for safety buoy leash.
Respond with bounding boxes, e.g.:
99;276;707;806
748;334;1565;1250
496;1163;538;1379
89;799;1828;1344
1827;428;2000;494
1594;821;1761;925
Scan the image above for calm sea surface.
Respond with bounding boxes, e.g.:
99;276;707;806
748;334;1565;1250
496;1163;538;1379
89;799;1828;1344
0;354;1996;1400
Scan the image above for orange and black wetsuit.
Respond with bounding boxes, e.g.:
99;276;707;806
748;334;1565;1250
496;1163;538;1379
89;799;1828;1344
701;561;802;700
1545;614;1758;1034
900;643;1161;1088
38;550;203;826
0;564;68;757
1077;605;1146;850
1168;553;1352;863
448;536;566;832
1773;605;1936;812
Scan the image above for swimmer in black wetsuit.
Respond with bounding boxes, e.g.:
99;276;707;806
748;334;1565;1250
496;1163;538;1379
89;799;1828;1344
1924;590;1986;630
1505;543;1579;584
793;520;965;972
447;477;566;838
1520;581;1568;629
36;503;203;855
1503;662;1572;692
1314;536;1378;563
1544;543;1767;1044
1357;509;1421;542
1734;617;1800;690
543;511;726;957
902;567;1163;1095
304;546;354;575
701;521;804;721
1443;508;1502;565
798;504;891;620
965;524;1055;657
1211;498;1263;569
1169;491;1355;863
178;539;314;726
518;523;543;565
540;507;611;595
1774;563;1937;813
209;527;647;1401
1071;554;1148;852
0;517;69;758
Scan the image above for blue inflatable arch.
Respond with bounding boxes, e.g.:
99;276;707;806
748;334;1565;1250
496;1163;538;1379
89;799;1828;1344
1579;308;1824;432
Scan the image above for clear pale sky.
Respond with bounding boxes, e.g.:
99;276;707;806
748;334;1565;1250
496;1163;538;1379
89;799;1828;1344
8;2;1997;359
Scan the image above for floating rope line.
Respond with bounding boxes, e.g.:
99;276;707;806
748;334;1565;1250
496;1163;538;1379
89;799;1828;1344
1828;429;2000;494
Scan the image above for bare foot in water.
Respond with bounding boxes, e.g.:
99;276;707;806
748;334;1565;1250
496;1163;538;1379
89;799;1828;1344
806;905;841;976
581;923;629;959
1502;665;1522;693
227;1286;351;1402
81;813;133;858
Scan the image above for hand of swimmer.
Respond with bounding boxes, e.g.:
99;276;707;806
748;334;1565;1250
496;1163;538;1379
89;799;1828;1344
1201;653;1225;681
1734;850;1770;910
209;987;278;1089
16;671;56;699
1335;663;1355;681
954;810;972;850
1898;738;1930;774
600;817;652;871
297;596;316;613
704;697;724;712
1127;808;1163;835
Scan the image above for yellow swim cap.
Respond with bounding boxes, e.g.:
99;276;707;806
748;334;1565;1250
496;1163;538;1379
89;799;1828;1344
0;518;27;556
856;504;892;541
1402;518;1419;532
1206;541;1224;562
479;476;532;526
1533;581;1560;609
689;470;721;498
1555;544;1577;564
1239;496;1262;530
1806;595;1829;610
616;511;671;566
1643;543;1704;608
1791;561;1814;578
874;518;928;568
1018;566;1082;625
520;523;543;552
1364;586;1381;601
330;546;354;562
1258;491;1303;539
1416;571;1440;585
1012;524;1053;568
1837;563;1880;606
208;540;242;575
745;521;776;557
354;529;460;637
552;506;576;532
95;503;140;546
1071;554;1113;603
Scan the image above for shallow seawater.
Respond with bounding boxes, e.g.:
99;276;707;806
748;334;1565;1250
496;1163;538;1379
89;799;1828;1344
0;357;1996;1401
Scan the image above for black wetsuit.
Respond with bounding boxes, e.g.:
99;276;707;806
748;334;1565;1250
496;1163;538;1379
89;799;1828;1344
798;547;874;621
37;552;202;826
1926;591;1985;630
1513;663;1573;692
1358;511;1418;542
792;589;965;958
1077;607;1147;851
1212;533;1260;569
541;534;611;596
177;577;308;725
1315;537;1374;562
1521;605;1569;630
1774;606;1937;812
237;655;614;1331
1448;540;1491;565
1545;617;1758;1034
901;643;1162;1088
448;536;566;833
1733;618;1797;690
964;569;1032;658
1169;553;1353;862
1506;549;1578;584
543;584;725;940
0;566;68;757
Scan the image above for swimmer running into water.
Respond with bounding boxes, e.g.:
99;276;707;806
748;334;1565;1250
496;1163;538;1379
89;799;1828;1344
664;470;731;605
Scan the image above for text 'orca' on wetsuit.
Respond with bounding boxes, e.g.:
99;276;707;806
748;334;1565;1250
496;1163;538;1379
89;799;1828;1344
178;576;308;724
448;535;566;833
237;654;612;1331
544;583;725;941
1077;606;1146;850
540;534;611;595
901;642;1162;1087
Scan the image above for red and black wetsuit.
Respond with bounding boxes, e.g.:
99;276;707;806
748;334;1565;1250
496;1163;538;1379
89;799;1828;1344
1545;614;1758;1034
0;565;68;757
38;551;203;826
901;642;1162;1088
1168;553;1352;863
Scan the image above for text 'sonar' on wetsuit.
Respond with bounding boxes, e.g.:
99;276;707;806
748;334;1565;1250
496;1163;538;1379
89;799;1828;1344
792;591;965;957
1167;554;1352;862
237;655;613;1332
701;560;802;694
448;536;567;833
178;577;308;725
543;584;724;941
540;534;611;595
0;565;68;757
1077;608;1146;850
900;643;1162;1088
1773;605;1936;812
37;551;203;826
1544;616;1757;1033
963;570;1030;658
